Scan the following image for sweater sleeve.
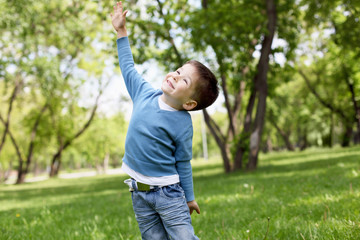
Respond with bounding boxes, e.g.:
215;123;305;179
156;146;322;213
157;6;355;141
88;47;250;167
175;160;194;202
175;124;194;202
116;37;153;101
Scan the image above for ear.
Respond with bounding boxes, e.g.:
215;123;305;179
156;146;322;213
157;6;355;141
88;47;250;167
183;100;197;111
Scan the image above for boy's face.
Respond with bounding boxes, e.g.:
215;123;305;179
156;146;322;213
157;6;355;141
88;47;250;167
161;63;198;110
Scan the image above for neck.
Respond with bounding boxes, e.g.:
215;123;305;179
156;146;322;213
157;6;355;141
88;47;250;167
160;94;183;110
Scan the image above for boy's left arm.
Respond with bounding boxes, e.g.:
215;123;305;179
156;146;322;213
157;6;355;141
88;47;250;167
175;161;200;215
175;123;200;215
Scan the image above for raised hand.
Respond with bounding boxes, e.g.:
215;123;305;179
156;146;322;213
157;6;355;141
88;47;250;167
111;1;128;36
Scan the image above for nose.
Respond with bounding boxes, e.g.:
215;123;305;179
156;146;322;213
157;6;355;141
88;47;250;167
172;75;179;82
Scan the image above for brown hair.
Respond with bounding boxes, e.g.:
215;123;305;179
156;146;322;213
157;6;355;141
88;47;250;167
186;60;219;111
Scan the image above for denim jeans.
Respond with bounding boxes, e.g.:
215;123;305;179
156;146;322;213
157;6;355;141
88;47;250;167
129;179;199;240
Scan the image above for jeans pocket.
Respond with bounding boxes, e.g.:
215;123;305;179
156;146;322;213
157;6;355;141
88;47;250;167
161;184;184;199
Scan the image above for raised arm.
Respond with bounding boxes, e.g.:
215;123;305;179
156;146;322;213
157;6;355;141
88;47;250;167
111;2;154;101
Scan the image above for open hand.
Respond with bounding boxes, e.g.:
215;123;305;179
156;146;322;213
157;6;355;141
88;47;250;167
111;1;128;32
187;200;201;215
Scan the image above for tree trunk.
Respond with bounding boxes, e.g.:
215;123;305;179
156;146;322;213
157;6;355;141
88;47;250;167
247;0;277;170
233;87;257;170
341;125;353;147
203;109;232;173
1;160;13;183
299;127;308;151
0;113;26;184
266;135;273;152
49;150;62;177
20;104;48;182
269;118;295;151
355;112;360;144
330;112;334;147
0;79;22;155
16;171;27;184
49;93;101;177
344;65;360;144
299;70;355;145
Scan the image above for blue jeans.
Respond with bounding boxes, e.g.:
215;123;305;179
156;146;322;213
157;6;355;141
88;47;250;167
129;179;199;240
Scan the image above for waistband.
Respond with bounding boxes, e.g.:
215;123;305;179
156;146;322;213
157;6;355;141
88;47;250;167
124;178;179;192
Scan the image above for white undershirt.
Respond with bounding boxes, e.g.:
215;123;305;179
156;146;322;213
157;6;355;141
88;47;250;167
122;162;180;186
121;96;180;186
158;96;177;111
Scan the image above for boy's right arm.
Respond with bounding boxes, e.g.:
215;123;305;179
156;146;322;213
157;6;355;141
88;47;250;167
111;2;153;100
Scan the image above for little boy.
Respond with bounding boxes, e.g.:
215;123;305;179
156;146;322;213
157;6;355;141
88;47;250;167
111;2;219;239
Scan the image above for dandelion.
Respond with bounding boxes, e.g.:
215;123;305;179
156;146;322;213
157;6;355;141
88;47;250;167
246;230;250;233
244;183;249;188
16;213;20;218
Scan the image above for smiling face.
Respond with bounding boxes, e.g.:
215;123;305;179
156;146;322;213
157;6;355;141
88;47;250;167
160;63;199;111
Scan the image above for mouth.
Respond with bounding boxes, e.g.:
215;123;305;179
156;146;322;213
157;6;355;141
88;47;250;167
167;80;175;89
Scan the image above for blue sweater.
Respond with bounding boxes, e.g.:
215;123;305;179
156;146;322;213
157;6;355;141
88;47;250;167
117;37;195;201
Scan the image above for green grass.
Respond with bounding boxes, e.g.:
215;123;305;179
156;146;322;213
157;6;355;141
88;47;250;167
1;146;360;239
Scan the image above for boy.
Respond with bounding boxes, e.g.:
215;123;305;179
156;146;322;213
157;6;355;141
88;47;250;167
111;2;219;239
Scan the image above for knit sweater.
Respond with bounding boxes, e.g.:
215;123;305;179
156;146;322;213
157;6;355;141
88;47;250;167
117;37;195;201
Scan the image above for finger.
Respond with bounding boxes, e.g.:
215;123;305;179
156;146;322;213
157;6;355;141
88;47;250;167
189;208;193;215
123;10;128;17
196;207;200;214
119;1;123;12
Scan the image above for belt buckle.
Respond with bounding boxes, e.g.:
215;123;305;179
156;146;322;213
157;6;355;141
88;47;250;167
137;182;151;191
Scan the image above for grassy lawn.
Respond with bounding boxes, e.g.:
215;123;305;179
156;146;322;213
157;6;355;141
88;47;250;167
1;146;359;239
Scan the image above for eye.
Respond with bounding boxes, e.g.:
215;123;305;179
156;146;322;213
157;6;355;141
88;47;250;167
176;70;180;75
183;79;188;84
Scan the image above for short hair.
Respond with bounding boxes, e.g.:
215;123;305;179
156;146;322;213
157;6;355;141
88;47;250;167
186;60;219;111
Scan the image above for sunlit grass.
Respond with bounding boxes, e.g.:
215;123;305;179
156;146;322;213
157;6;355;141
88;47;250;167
1;146;359;239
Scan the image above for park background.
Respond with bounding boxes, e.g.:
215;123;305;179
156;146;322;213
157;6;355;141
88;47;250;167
0;0;359;239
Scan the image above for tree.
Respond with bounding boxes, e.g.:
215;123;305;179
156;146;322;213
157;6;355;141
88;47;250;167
63;113;127;172
300;0;360;145
189;0;301;171
0;0;115;183
121;0;301;172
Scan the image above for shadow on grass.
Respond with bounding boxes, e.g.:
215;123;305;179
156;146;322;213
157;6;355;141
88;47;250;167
0;175;130;205
190;150;360;239
2;150;358;206
1;147;359;239
193;153;358;179
0;181;139;240
192;152;358;207
261;146;360;163
257;153;359;174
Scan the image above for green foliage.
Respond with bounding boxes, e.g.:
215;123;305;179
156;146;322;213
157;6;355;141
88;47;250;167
1;0;359;179
63;113;127;170
0;0;122;179
192;113;219;159
1;146;359;239
301;0;360;54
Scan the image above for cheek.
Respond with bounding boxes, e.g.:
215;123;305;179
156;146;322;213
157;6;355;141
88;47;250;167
166;72;175;79
163;74;169;82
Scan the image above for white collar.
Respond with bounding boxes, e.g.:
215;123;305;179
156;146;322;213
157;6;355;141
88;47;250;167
158;97;178;111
